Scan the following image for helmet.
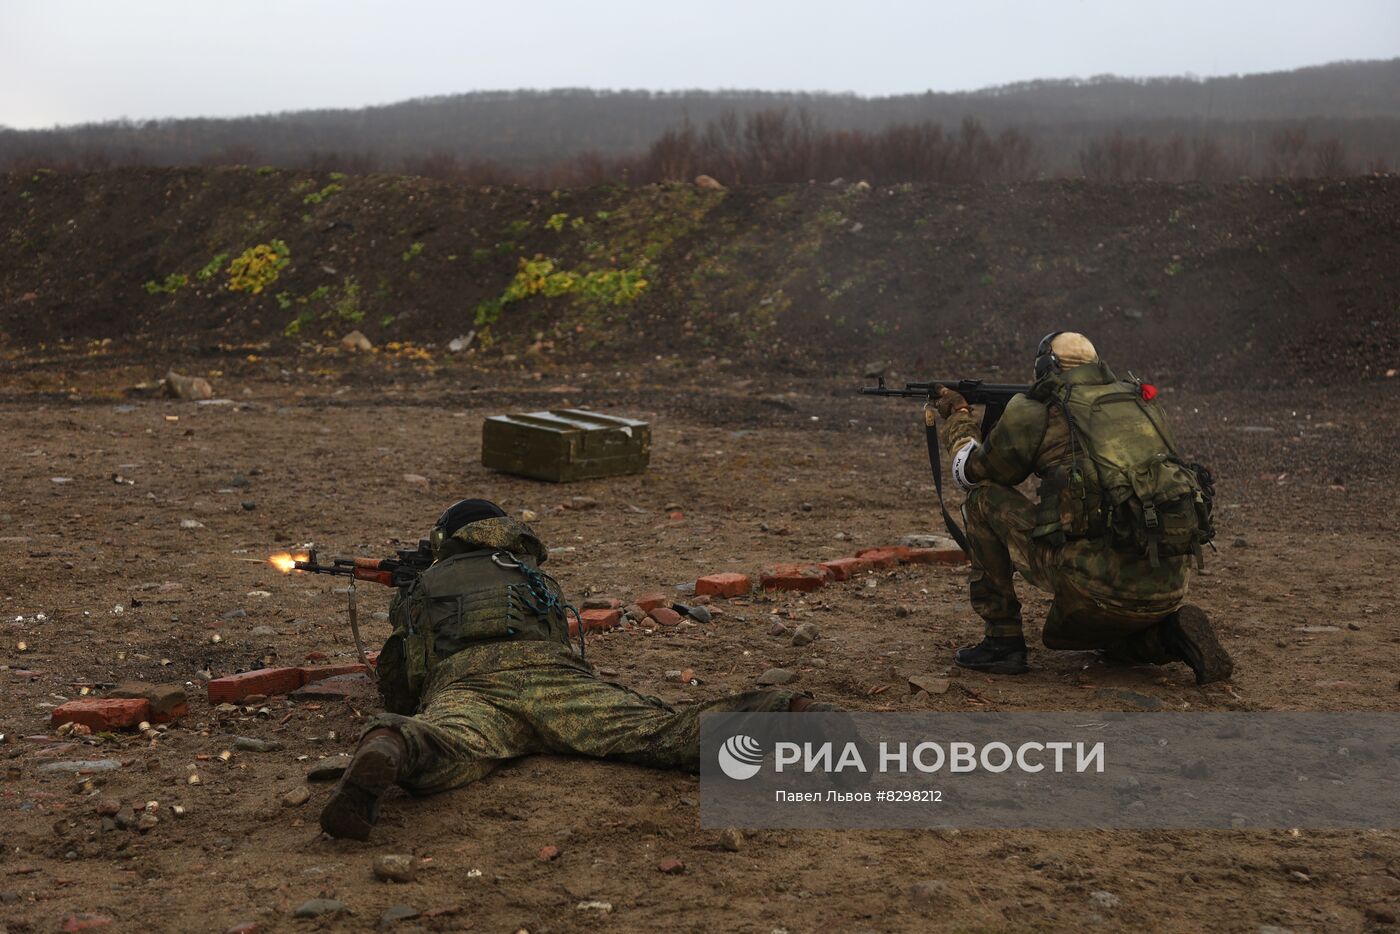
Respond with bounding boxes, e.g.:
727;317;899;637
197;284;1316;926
430;499;507;556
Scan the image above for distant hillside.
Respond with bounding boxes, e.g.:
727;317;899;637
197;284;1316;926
1;59;1398;180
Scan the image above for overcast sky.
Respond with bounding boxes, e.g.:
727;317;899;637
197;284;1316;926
2;0;1396;129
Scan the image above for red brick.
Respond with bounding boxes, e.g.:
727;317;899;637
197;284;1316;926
537;845;561;861
301;664;368;684
206;667;305;704
111;682;186;716
635;592;669;612
649;607;682;627
291;673;375;702
854;547;911;569
905;547;968;566
51;698;150;732
820;556;876;580
858;546;914;560
695;573;752;598
569;608;622;636
760;564;831;592
150;702;190;724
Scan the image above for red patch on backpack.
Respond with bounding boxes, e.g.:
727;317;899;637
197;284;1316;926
1141;383;1159;402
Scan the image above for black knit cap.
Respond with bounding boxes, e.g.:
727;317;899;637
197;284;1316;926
433;498;508;538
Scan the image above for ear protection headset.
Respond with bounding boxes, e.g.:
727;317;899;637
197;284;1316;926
1033;330;1065;381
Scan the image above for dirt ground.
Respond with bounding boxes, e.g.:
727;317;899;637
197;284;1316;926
1;352;1397;934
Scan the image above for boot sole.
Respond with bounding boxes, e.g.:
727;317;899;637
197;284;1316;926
318;743;399;841
954;654;1029;675
1168;604;1234;685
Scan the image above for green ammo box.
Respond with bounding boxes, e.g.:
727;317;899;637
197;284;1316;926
481;409;651;482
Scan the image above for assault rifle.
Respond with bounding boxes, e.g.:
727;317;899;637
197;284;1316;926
859;377;1028;437
273;539;436;676
860;377;1029;552
291;539;434;588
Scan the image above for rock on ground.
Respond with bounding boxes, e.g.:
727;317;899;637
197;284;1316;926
372;853;418;883
163;370;213;400
294;898;349;918
341;330;372;352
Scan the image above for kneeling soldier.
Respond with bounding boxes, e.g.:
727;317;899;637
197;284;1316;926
932;332;1233;683
321;499;834;840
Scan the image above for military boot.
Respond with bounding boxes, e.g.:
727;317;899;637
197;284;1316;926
954;636;1029;675
1159;604;1233;685
319;728;406;841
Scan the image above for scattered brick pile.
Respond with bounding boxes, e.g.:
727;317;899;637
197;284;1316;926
172;543;965;712
567;590;698;636
51;681;190;731
567;542;966;636
207;662;372;705
762;544;966;593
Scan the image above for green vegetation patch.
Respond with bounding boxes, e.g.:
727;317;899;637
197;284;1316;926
195;252;229;281
303;183;342;205
227;240;290;294
144;273;189;295
475;255;649;331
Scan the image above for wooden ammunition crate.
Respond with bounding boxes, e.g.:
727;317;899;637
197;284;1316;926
481;409;651;482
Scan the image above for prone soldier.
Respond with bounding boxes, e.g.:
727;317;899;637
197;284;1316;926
317;499;837;840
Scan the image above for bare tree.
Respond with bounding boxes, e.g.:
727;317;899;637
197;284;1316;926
1312;137;1350;177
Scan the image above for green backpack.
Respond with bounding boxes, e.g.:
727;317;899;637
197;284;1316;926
1033;376;1215;567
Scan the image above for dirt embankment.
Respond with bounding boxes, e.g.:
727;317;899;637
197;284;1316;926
2;168;1397;387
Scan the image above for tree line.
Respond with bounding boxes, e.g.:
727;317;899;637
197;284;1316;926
2;60;1397;183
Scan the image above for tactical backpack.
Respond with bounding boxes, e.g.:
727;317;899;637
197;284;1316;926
1032;376;1215;567
376;549;572;714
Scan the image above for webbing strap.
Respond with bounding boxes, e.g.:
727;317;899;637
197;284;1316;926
924;407;971;553
347;583;379;683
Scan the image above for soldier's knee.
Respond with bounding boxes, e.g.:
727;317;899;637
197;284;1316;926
963;483;990;514
963;482;1014;524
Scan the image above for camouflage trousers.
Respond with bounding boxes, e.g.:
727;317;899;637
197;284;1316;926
961;483;1185;659
365;662;795;796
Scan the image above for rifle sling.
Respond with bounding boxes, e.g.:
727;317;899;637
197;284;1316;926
924;409;971;553
347;583;379;683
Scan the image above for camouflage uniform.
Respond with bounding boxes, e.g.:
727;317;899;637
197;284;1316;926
365;518;794;795
942;361;1190;659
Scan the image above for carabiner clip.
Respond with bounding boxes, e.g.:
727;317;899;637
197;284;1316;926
490;551;522;570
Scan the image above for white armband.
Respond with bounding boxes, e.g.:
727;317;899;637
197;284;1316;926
951;441;979;492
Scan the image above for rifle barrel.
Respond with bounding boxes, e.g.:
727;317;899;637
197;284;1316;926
860;380;1028;398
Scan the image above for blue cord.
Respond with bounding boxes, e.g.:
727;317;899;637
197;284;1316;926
494;552;585;659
